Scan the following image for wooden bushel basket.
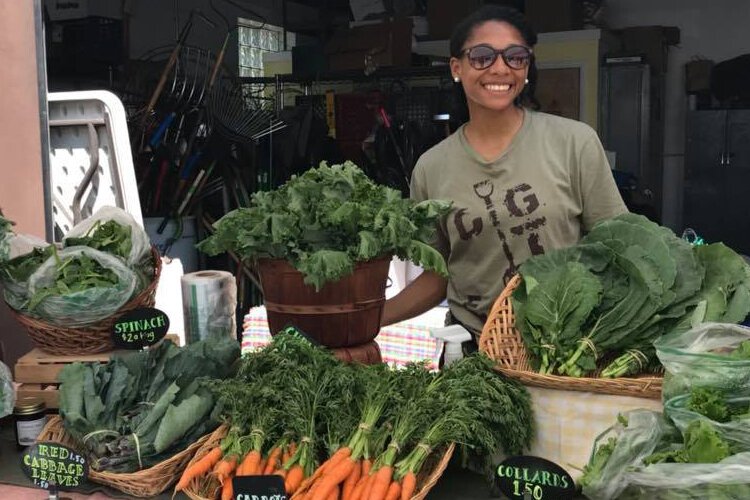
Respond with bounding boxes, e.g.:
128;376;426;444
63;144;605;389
257;256;391;349
479;275;663;400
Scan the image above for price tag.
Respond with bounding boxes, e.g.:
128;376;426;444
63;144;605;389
279;324;320;346
20;442;88;491
112;307;169;349
232;475;287;500
496;456;575;500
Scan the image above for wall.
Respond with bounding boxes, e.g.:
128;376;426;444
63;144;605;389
603;0;750;230
535;30;602;130
0;0;46;365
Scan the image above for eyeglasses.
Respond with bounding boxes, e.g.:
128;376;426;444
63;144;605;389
462;44;533;70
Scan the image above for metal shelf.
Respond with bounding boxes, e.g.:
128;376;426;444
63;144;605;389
239;65;451;85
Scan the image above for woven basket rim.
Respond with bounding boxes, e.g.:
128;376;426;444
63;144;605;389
38;414;214;497
479;274;663;399
183;427;455;500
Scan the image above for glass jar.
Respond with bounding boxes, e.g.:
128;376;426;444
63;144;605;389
13;396;47;450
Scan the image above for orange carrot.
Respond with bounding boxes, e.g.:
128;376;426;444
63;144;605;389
342;460;362;500
214;455;238;485
274;468;287;479
221;476;234;500
367;466;393;500
296;448;352;497
264;447;283;474
362;459;372;477
360;473;376;500
350;474;370;500
285;464;305;494
313;457;357;500
327;485;341;500
238;450;261;477
283;443;297;464
384;482;401;500
400;471;416;500
175;446;223;492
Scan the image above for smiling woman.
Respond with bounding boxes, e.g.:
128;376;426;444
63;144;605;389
381;5;628;348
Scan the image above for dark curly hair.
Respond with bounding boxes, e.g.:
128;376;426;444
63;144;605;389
450;5;540;125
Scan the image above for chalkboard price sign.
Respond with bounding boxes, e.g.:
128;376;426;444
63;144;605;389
232;475;287;500
496;455;575;500
20;442;88;490
112;307;169;349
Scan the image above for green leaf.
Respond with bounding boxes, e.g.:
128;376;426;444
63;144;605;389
153;393;214;453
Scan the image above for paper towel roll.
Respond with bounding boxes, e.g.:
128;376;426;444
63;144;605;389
181;270;237;344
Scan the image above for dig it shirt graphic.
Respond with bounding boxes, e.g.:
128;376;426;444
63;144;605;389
452;179;548;283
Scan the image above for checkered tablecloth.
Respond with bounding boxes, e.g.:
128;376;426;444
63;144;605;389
242;306;448;370
526;387;663;480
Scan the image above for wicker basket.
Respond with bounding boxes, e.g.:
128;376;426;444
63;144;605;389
479;274;663;400
10;247;162;355
183;426;455;500
37;415;214;497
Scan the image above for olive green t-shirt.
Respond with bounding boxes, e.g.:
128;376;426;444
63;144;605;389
411;110;627;337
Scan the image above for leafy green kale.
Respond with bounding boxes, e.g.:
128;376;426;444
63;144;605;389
644;420;731;465
580;436;618;487
688;387;731;423
65;219;133;261
198;161;451;290
729;340;750;360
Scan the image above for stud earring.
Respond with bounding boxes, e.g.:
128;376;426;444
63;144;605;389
525;78;529;84
453;76;460;83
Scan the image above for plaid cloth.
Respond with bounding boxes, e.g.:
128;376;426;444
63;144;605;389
526;387;663;481
242;306;447;370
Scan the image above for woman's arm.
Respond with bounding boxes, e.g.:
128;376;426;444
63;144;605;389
380;270;448;327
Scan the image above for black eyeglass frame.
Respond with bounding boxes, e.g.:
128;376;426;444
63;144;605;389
461;43;534;71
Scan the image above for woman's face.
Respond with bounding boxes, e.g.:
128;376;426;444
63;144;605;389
450;20;531;115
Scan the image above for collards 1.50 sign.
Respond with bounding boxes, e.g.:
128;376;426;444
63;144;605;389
21;442;88;490
496;456;575;500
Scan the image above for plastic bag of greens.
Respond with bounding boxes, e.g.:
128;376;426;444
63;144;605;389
665;393;750;454
0;234;54;310
63;206;150;267
655;323;750;401
0;361;14;418
619;453;750;499
25;246;136;326
0;213;12;263
581;410;678;500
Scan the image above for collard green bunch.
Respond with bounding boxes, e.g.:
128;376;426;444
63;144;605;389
198;161;451;290
58;337;240;472
512;213;750;377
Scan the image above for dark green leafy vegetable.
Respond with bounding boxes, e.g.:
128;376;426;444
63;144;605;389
65;219;133;261
514;213;750;377
197;161;451;290
58;337;239;472
26;252;119;311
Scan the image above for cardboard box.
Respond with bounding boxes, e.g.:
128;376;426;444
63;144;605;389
525;0;583;33
44;0;122;21
685;60;714;93
426;0;522;40
325;19;412;71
